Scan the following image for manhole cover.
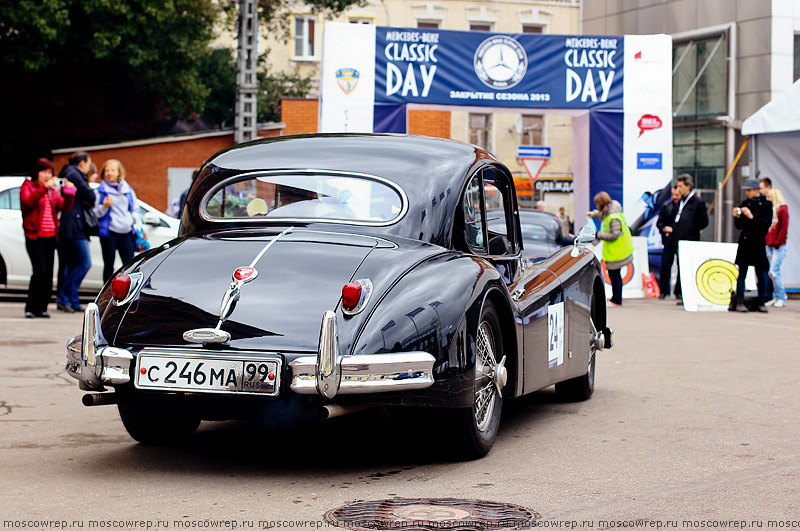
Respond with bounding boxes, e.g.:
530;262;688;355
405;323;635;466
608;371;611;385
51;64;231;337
325;498;540;530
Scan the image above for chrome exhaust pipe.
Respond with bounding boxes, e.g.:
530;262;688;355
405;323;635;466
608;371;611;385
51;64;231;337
82;393;119;407
319;403;372;420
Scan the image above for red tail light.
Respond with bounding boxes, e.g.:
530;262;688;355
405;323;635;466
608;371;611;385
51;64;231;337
111;274;132;300
342;281;363;311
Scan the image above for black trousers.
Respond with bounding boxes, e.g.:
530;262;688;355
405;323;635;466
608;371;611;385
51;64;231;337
659;244;676;296
100;231;136;282
25;236;57;314
608;268;623;305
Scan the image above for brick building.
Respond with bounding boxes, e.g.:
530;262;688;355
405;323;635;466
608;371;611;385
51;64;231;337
52;125;283;212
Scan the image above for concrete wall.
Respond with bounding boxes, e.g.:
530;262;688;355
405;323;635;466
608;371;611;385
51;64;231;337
581;0;800;123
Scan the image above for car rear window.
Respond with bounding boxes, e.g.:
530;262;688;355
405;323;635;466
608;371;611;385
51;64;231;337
204;172;405;225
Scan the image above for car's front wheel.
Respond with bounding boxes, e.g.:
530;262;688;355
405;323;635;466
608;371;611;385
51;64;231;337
452;300;506;459
118;401;200;445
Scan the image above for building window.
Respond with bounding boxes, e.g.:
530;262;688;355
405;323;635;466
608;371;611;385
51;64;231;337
794;34;800;82
349;17;372;24
672;35;727;119
470;23;492;32
417;20;439;29
293;16;317;59
520;115;543;146
469;113;492;151
522;24;543;34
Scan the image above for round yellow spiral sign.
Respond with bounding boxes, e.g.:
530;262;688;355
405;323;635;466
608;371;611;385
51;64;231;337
695;259;739;305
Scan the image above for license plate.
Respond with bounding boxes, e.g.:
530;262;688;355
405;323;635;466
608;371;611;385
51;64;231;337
135;352;281;396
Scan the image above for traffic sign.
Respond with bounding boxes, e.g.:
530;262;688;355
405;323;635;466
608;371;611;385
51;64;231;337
518;146;551;158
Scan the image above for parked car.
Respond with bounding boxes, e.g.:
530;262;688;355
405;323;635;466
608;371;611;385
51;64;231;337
66;134;612;459
0;176;179;290
491;209;574;258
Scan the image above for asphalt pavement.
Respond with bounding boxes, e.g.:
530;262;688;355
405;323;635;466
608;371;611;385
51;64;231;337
0;297;798;529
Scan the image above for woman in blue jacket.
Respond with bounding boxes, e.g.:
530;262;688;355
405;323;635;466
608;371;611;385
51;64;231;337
93;159;139;282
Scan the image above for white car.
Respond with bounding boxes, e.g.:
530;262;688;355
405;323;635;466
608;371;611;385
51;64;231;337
0;176;179;290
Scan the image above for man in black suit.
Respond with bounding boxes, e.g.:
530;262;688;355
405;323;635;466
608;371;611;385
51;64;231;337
656;185;681;298
672;174;709;304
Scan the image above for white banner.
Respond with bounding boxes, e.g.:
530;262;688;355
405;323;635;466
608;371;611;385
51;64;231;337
678;240;757;312
590;236;649;299
622;34;673;224
319;24;376;133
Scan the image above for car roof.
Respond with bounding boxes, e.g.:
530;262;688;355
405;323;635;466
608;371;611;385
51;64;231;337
519;209;562;226
205;134;492;194
188;134;507;248
0;176;26;191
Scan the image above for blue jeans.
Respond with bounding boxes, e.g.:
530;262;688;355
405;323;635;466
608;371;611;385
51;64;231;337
767;245;787;303
57;238;91;309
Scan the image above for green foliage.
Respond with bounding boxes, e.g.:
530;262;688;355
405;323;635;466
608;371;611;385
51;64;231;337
257;52;314;123
0;0;220;116
197;47;237;126
0;0;358;120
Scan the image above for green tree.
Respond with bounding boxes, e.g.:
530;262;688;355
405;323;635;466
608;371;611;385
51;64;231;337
0;0;219;115
0;0;359;118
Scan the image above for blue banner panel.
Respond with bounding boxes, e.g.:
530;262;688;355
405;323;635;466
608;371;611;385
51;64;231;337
590;111;624;211
375;28;624;110
636;152;663;169
373;103;407;133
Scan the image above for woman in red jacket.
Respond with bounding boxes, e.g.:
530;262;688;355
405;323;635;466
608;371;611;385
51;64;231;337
20;158;76;318
765;188;789;308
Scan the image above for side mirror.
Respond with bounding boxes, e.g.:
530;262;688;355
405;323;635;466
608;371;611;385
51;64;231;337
570;224;596;257
575;224;596;244
142;211;162;227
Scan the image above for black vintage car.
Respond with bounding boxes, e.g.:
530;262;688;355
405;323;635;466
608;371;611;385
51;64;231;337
66;134;612;459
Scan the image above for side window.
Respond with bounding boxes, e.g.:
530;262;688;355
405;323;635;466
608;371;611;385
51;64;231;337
463;174;485;251
0;188;20;210
484;169;515;256
0;190;11;210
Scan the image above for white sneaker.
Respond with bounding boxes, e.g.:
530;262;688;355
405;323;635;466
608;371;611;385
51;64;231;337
773;300;786;308
765;299;777;307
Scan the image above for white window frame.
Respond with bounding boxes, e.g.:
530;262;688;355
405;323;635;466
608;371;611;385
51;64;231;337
468;113;493;152
292;15;319;61
520;114;545;146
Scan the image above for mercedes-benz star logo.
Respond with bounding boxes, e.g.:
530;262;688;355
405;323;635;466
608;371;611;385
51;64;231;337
474;36;528;89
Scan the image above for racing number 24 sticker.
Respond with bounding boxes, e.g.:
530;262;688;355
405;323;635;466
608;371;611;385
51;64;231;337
548;302;565;369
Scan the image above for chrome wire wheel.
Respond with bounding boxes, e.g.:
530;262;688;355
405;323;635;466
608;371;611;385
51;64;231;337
475;321;506;432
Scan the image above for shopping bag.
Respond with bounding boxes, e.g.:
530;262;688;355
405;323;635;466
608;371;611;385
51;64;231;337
643;272;660;298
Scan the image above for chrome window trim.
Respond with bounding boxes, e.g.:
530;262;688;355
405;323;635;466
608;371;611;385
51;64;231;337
199;169;409;227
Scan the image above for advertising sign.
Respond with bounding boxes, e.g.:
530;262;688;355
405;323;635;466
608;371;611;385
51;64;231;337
374;28;624;109
319;24;672;224
678;241;757;312
589;236;649;299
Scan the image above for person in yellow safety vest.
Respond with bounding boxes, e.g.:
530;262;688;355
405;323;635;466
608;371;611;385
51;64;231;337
587;191;634;306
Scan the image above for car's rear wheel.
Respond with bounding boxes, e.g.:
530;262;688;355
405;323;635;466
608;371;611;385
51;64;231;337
452;300;506;459
555;295;598;401
118;401;200;445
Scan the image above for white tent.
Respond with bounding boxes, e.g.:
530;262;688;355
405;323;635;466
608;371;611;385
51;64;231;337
741;80;800;290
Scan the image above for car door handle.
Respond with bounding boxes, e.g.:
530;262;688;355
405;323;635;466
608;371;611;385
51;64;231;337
511;287;525;301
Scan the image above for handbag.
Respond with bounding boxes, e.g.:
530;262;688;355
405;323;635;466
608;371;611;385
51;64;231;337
82;207;99;236
133;224;150;252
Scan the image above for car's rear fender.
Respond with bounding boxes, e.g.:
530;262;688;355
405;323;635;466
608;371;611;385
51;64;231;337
348;252;507;408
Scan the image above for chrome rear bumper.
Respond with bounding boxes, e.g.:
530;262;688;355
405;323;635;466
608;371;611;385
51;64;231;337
66;305;435;399
65;303;133;391
289;352;436;395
